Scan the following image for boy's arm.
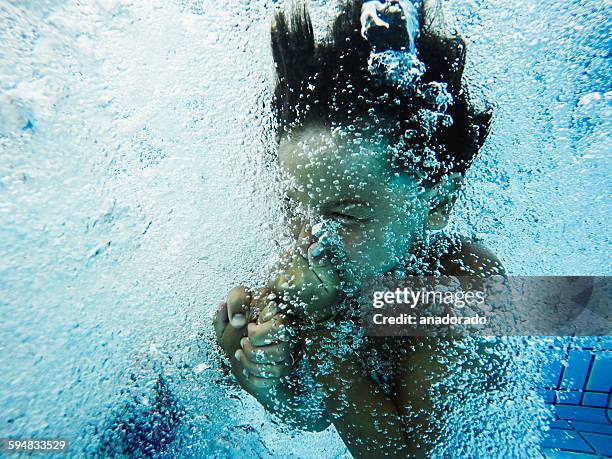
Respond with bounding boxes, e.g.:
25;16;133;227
303;327;436;458
232;357;331;432
393;241;507;451
393;335;507;453
214;293;331;432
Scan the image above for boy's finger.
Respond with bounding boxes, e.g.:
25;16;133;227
247;316;289;346
249;288;271;323
235;349;290;379
226;286;251;329
213;302;229;340
296;223;315;258
266;268;299;299
240;337;290;364
257;300;279;324
220;319;246;359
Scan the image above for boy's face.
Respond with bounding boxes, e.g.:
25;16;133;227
278;122;434;283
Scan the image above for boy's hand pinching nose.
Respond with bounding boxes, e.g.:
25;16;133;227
267;225;343;324
213;222;344;392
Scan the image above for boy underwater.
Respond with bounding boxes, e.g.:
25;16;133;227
213;1;505;457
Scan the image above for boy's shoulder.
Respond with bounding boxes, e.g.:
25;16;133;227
435;236;505;276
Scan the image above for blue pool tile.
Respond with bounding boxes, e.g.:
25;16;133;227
582;392;609;408
541;357;565;389
570;421;612;435
560;350;593;391
596;338;612;352
541;429;594;453
541;450;599;459
542;389;556;403
580;432;612;456
550;419;573;429
556;391;583;405
555;405;610;424
585;354;612;393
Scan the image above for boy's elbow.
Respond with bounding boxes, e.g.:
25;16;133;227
283;413;332;433
266;403;331;432
302;418;332;433
443;238;505;276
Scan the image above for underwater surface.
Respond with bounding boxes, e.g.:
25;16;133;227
0;0;610;457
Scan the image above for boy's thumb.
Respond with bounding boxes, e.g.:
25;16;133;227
226;286;251;329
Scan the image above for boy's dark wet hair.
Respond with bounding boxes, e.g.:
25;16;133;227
271;0;492;182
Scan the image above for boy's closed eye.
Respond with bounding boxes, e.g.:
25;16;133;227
327;210;364;224
325;201;374;225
